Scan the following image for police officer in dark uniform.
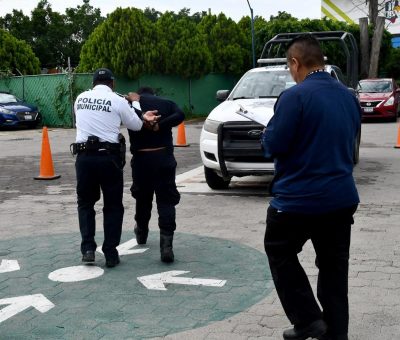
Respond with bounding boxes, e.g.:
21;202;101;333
73;69;159;268
128;87;185;263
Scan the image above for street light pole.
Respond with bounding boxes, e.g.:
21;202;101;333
246;0;256;68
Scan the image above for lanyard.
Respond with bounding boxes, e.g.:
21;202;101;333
305;69;325;79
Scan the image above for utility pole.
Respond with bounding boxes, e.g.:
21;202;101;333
246;0;256;68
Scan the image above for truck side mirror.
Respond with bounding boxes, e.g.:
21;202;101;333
216;90;230;102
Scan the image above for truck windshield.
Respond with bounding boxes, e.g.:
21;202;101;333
231;70;294;99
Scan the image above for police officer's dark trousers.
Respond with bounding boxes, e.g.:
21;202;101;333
76;151;124;259
130;149;180;235
264;205;357;339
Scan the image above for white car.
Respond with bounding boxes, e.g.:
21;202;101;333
200;61;352;189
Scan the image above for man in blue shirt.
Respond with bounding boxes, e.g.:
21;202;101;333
261;35;361;340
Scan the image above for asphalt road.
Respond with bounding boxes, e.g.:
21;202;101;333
0;119;400;339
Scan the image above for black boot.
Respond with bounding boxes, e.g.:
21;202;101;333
160;232;174;263
283;319;327;340
134;225;149;245
82;250;95;263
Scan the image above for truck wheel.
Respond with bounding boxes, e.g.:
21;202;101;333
204;166;231;189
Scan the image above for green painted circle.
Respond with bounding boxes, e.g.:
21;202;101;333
0;232;272;338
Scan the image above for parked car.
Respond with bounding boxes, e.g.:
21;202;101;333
0;92;42;128
357;78;400;121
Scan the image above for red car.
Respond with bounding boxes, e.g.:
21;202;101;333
358;78;400;121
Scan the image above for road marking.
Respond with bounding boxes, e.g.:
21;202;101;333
96;238;148;256
0;294;54;323
176;166;204;183
0;260;20;274
137;270;227;291
48;265;104;282
176;166;271;196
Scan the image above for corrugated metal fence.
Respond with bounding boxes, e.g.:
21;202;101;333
0;73;237;128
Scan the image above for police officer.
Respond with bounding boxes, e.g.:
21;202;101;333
128;87;184;263
74;68;158;268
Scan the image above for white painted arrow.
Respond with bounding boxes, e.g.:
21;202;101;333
0;294;55;323
96;238;148;256
137;270;227;291
0;260;20;274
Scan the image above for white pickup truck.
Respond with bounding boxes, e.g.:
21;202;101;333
200;60;354;189
200;31;361;190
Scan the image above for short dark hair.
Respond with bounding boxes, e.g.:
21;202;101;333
137;86;155;95
287;34;324;68
93;79;114;87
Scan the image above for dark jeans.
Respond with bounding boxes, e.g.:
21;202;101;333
264;205;357;337
130;149;180;235
75;151;124;259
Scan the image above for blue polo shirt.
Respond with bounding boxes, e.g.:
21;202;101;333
261;72;361;214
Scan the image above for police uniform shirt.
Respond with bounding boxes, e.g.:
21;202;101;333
75;85;143;143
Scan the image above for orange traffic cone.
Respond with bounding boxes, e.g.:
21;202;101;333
395;123;400;149
174;122;190;147
34;126;61;180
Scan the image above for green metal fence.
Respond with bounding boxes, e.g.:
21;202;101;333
0;73;237;128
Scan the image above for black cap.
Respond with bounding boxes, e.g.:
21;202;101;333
93;68;114;82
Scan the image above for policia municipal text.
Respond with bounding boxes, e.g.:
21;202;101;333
72;68;159;268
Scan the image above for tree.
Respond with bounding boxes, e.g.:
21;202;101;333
168;35;212;78
0;29;40;75
64;0;104;67
355;0;388;78
199;13;248;75
0;10;32;44
155;12;212;77
238;15;270;70
143;7;162;22
384;47;400;79
78;8;158;78
29;0;70;68
0;0;104;69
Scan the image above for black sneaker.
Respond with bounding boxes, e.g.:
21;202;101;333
283;319;328;340
134;226;149;245
105;256;120;268
82;250;95;263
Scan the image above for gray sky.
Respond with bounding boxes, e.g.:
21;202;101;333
0;0;322;21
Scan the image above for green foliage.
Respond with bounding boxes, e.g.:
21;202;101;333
2;4;395;79
30;0;68;68
199;13;249;75
156;13;212;78
0;0;104;69
143;7;162;22
0;10;32;44
169;35;212;78
254;13;393;81
383;47;400;80
64;0;104;66
0;29;40;74
78;8;157;79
